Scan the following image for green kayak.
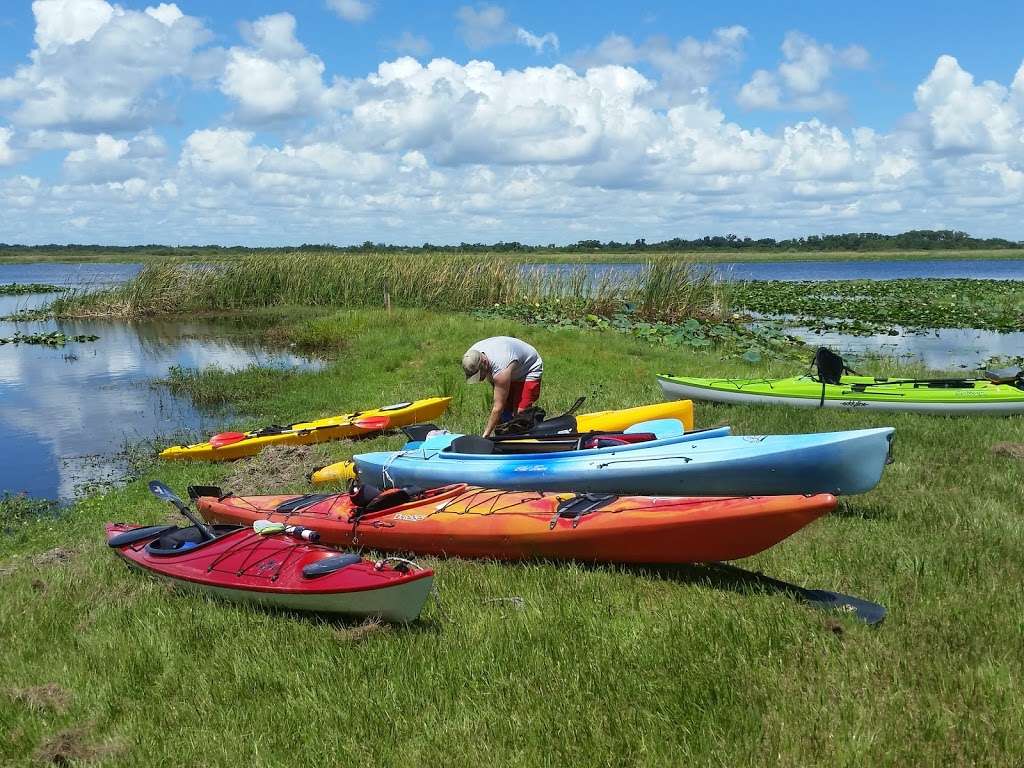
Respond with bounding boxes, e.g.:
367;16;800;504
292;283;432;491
657;371;1024;415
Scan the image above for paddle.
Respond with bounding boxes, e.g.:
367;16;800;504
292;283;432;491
252;519;321;542
207;414;392;449
209;431;247;448
148;480;218;542
352;415;391;431
708;561;886;625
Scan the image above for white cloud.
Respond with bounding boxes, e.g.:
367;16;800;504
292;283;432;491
0;126;16;165
455;4;558;54
574;26;748;103
2;10;1024;245
388;31;432;57
0;0;213;132
62;131;166;182
516;28;558;54
326;0;373;23
220;13;330;122
914;55;1024;154
738;31;869;112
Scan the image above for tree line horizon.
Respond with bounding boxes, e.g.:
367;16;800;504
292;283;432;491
2;229;1021;255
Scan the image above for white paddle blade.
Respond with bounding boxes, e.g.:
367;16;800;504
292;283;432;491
253;520;286;536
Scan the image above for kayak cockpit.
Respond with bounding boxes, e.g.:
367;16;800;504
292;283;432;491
144;525;243;556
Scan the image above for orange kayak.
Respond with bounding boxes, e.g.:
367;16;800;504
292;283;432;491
195;485;836;564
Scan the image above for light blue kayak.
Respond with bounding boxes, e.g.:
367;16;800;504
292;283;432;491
353;426;895;497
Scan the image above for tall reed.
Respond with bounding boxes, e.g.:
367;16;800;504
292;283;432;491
52;251;728;322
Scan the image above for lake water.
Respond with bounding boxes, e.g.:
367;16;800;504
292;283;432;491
531;258;1024;282
2;257;1020;499
1;263;316;500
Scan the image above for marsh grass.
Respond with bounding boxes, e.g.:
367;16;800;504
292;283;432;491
51;252;728;323
3;308;1023;766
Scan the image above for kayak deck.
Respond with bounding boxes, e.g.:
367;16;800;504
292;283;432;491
197;486;837;564
658;374;1024;414
160;396;452;461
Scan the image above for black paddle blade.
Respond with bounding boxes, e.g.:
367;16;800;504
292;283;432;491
148;480;188;511
708;562;887;626
148;480;216;541
790;587;887;626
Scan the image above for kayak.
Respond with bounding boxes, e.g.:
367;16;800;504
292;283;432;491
657;372;1024;415
105;522;433;622
195;485;837;564
159;397;452;461
309;399;695;484
352;426;895;497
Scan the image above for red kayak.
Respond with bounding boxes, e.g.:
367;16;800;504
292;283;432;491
105;522;433;623
194;484;837;564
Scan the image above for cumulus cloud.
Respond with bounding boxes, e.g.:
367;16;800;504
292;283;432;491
574;26;748;103
914;55;1024;155
62;131;167;182
220;13;334;122
456;4;558;54
326;0;373;23
2;8;1024;245
738;31;869;111
0;1;214;132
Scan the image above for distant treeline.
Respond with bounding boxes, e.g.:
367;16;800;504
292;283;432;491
2;229;1021;255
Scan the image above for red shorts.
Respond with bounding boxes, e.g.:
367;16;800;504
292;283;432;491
504;379;541;416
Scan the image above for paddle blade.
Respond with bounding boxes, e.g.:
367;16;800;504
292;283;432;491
253;520;286;536
353;415;391;431
148;480;217;541
209;431;247;448
148;480;186;509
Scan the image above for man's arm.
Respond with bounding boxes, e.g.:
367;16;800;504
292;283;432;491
483;370;512;437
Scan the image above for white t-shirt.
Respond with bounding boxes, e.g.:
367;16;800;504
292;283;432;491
471;336;543;381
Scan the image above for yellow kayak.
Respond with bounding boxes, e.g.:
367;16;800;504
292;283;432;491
309;399;694;484
160;397;452;462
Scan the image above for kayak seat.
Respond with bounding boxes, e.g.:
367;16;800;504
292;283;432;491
985;368;1023;386
448;435;496;455
275;494;335;513
144;525;241;556
526;414;577;436
582;432;655;449
402;424;439;442
302;553;362;579
349;484;425;518
187;485;224;501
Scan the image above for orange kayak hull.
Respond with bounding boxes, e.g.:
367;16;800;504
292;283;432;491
197;486;835;564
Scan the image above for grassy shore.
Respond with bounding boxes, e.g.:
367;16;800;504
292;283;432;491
2;307;1022;766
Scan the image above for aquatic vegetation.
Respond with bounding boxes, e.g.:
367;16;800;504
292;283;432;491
0;331;99;346
50;253;728;324
0;283;62;295
475;303;803;362
731;278;1024;332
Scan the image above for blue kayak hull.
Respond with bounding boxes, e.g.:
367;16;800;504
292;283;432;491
354;427;895;497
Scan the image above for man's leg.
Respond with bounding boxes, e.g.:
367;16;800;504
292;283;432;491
502;381;524;422
515;380;541;412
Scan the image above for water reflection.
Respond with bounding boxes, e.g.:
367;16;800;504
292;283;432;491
0;312;318;500
778;325;1024;370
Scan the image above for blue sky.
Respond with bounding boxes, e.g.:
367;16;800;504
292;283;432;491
1;0;1023;245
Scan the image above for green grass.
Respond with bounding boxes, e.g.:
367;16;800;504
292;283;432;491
50;252;727;324
2;308;1023;766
